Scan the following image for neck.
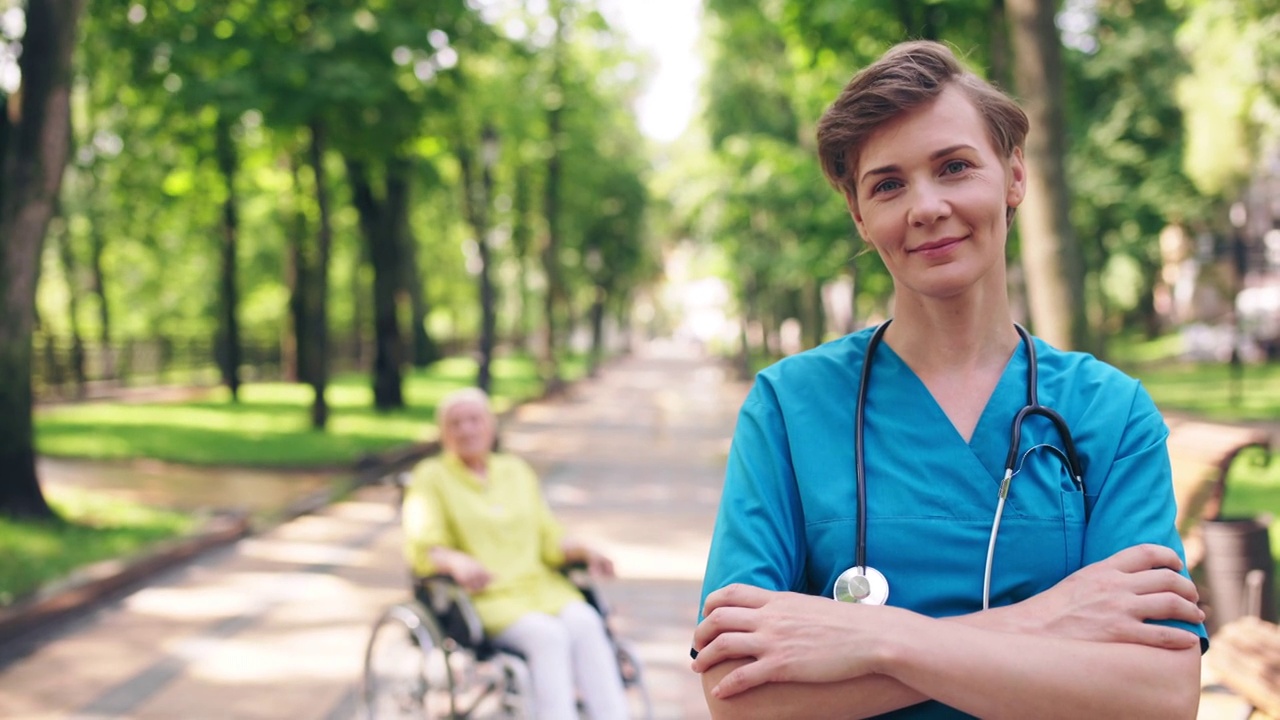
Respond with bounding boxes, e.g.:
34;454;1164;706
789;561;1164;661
453;451;488;476
884;290;1018;374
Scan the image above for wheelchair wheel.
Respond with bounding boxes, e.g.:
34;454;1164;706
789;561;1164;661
495;652;537;719
615;639;654;720
362;601;457;720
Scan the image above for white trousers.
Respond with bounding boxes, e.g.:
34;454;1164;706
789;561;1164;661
493;600;630;720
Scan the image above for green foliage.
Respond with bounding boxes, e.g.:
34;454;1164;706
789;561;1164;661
34;355;587;466
0;488;196;606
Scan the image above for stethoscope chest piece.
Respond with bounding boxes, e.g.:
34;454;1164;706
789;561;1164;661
833;565;889;605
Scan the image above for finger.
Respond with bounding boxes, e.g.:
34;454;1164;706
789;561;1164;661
703;583;773;615
1118;622;1201;651
693;606;759;652
1104;544;1184;574
1132;593;1205;627
713;657;775;699
691;630;761;673
1132;568;1200;603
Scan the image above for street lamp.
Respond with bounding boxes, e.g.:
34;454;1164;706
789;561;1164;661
1229;202;1247;406
476;125;499;394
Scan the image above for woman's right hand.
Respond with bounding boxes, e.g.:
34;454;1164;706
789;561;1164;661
996;544;1203;649
431;547;493;593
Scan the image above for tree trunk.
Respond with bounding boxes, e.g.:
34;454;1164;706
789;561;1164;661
0;0;85;519
53;215;86;396
283;152;307;384
511;162;533;350
1007;0;1089;351
390;160;437;369
88;210;112;380
214;113;242;400
402;232;438;368
588;285;605;376
456;132;499;394
346;157;404;410
307;121;332;428
988;0;1012;92
541;0;567;391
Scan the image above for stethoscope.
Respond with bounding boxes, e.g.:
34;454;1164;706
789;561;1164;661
832;320;1086;610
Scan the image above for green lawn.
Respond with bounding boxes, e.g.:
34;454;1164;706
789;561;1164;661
0;487;197;605
10;354;587;604
36;355;587;467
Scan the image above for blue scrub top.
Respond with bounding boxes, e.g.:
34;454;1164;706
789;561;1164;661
699;327;1208;719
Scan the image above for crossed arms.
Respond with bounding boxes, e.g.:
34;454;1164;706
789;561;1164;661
691;544;1203;720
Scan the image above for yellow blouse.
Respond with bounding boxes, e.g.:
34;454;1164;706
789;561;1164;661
401;451;584;635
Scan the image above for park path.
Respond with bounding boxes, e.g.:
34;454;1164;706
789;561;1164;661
0;340;746;720
0;340;1258;719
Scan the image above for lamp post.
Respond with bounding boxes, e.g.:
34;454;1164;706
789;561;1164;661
476;125;499;395
1229;202;1247;407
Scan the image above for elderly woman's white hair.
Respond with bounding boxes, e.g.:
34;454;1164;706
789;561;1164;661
435;386;493;425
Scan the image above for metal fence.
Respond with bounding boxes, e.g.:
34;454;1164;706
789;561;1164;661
30;335;375;402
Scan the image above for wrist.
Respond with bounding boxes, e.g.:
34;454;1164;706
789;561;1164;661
867;606;918;676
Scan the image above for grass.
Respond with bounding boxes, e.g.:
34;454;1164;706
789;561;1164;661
1123;361;1280;423
10;353;588;605
0;487;198;605
35;354;588;467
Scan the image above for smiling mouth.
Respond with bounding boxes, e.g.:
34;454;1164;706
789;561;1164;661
910;236;965;253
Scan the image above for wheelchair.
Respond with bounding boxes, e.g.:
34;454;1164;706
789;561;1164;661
361;563;653;719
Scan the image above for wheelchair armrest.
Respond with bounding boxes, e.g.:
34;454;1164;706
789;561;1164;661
413;574;487;648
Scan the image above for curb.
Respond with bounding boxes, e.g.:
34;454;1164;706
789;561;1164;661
0;512;250;647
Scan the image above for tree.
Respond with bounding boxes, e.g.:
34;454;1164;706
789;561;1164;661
0;0;87;517
1007;0;1089;350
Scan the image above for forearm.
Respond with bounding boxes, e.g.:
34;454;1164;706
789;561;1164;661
699;606;1199;720
702;659;926;720
696;607;1093;719
426;546;467;575
882;611;1200;720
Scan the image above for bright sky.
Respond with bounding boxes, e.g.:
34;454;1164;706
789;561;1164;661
601;0;704;142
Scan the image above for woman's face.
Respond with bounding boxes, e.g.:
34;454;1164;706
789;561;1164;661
440;399;495;465
849;85;1025;302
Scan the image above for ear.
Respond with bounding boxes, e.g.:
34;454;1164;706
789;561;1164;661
1005;147;1027;209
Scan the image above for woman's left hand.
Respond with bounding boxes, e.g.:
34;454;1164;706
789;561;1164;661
691;583;895;698
562;538;616;578
584;548;616;578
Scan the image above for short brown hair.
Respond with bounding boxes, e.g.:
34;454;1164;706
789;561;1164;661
816;41;1028;198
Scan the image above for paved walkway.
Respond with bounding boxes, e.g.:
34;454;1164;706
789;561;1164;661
0;341;1265;719
0;341;744;720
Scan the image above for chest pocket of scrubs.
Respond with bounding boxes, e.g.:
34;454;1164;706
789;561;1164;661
1006;446;1087;588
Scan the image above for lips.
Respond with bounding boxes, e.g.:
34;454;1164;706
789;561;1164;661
909;236;965;253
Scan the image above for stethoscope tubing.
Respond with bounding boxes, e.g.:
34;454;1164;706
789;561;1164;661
854;320;1085;608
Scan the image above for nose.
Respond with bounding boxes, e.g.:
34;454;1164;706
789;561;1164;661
907;183;950;227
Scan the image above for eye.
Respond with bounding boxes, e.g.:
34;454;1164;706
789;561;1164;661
942;159;970;175
872;178;903;194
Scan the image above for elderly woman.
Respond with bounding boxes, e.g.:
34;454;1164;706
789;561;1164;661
403;387;629;720
692;40;1206;719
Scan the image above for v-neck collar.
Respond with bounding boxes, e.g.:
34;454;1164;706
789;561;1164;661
871;336;1028;486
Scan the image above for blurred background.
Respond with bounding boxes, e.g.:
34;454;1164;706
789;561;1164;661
1;1;1279;716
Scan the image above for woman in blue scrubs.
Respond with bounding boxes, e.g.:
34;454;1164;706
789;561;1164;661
691;41;1208;719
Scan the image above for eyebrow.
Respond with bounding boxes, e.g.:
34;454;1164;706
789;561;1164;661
858;144;977;187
